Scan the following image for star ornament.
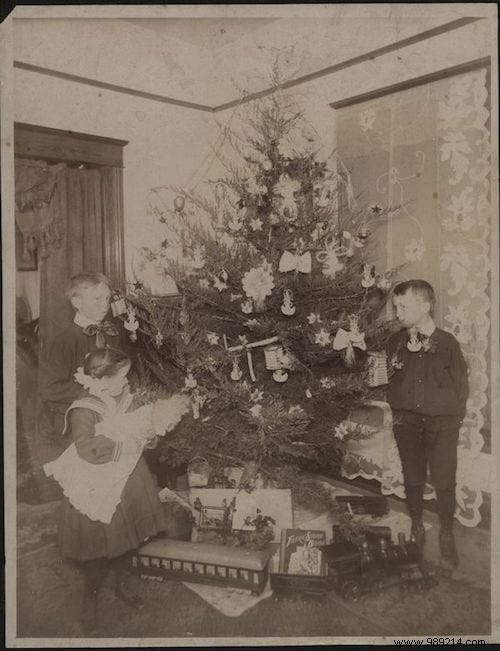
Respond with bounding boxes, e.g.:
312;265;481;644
307;312;322;325
161;239;169;249
207;332;220;346
315;328;331;347
250;217;263;232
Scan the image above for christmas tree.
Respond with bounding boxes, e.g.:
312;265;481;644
124;87;397;503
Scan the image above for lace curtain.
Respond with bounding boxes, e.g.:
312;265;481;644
336;67;492;526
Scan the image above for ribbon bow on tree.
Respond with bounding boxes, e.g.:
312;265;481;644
315;235;345;278
83;321;119;349
333;325;366;366
278;250;312;274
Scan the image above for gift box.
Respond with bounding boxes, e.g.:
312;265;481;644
131;538;274;594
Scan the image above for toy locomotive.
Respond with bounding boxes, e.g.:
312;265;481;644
323;527;437;601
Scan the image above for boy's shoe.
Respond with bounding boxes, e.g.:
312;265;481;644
410;519;426;553
439;527;459;569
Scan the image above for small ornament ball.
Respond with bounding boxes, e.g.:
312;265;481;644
174;195;186;212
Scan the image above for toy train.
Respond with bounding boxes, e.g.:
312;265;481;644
322;530;437;601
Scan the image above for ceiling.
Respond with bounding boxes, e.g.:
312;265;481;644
13;14;477;108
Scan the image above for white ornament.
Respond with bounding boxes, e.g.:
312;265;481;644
279;250;312;274
155;330;164;348
250;217;263;232
191;245;206;270
184;373;197;389
213;269;229;292
307;312;322;325
230;357;243;381
361;264;376;288
305;388;313;399
273;369;289;383
230;293;242;302
241;299;254;314
315;328;331;347
207;332;220;346
316;235;345;278
199;278;210;289
124;307;139;342
320;377;336;389
241;261;275;311
281;289;296;316
377;276;392;291
249;404;263;419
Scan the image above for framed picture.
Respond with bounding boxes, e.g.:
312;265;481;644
198;505;228;530
16;224;37;271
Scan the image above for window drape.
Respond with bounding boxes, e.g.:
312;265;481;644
336;66;492;526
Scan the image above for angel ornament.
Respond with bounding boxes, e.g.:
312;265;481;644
281;289;296;316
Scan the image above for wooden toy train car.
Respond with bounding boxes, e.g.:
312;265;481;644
130;538;274;594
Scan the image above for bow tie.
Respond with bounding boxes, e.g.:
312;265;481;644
278;250;312;274
83;321;119;349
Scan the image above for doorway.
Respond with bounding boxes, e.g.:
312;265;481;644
14;123;128;501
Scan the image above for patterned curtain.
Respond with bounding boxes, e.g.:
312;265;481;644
336;66;491;526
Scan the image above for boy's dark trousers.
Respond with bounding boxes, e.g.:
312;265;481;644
392;411;461;528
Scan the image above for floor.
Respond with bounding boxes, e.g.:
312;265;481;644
12;479;492;643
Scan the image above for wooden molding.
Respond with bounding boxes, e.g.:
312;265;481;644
14;122;128;167
329;57;490;109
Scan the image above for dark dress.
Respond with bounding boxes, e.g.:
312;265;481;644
57;395;167;561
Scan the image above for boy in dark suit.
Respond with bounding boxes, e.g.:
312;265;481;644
386;280;468;569
37;272;125;473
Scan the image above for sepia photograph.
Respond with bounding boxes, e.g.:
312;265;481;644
1;3;498;647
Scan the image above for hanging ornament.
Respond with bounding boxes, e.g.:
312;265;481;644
377;275;392;291
357;225;371;241
315;328;331;347
124;306;139;342
281;289;296;316
191;245;206;270
367;351;389;387
174;195;186;212
241;299;254;314
279;249;312;274
273;369;289;383
207;332;220;346
361;263;376;288
407;329;422;352
212;269;228;292
307;312;322;325
184;373;198;389
305;388;313;399
250;217;263;232
316;235;344;278
227;213;243;232
110;291;127;317
241;261;274;311
230;357;243;381
333;315;367;366
154;330;164;349
264;344;286;370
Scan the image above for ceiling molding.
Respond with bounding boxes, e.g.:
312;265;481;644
13;17;484;114
13;61;215;113
330;57;490;109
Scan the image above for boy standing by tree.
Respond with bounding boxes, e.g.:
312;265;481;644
37;273;125;476
386;280;469;570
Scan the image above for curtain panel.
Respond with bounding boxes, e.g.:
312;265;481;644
336;67;492;526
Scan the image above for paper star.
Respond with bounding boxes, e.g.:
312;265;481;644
250;217;263;231
161;239;169;249
133;281;144;291
369;203;383;215
315;328;331;347
207;332;220;346
307;312;322;325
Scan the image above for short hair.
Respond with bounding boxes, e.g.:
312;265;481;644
83;347;130;379
66;272;110;300
393;280;436;308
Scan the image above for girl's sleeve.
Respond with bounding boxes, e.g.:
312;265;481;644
69;408;117;464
